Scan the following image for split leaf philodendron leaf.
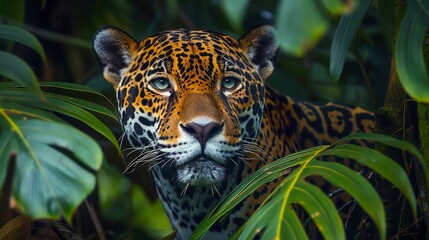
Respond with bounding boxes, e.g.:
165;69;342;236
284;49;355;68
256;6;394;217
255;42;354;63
0;117;102;222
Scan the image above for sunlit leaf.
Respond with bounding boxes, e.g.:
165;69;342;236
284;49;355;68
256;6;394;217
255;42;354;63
0;118;102;222
321;0;347;15
220;0;250;30
330;0;372;81
0;24;46;63
395;0;429;102
276;0;329;56
0;51;42;98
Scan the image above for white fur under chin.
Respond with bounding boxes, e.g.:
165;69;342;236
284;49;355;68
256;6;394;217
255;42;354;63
176;160;226;185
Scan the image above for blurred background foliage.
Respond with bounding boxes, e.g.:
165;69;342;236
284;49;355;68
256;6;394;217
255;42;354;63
0;0;427;239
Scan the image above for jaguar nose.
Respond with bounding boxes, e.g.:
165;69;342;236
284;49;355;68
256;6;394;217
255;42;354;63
180;121;224;150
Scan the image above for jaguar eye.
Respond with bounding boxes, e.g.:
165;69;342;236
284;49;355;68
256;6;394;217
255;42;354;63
221;77;239;91
150;78;171;91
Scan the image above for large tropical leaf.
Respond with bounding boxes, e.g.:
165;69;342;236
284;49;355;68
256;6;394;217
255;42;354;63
0;51;42;98
0;117;102;222
395;0;429;102
0;24;46;63
0;89;120;152
191;133;421;239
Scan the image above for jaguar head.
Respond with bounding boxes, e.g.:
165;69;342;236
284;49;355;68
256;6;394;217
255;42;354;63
93;25;278;185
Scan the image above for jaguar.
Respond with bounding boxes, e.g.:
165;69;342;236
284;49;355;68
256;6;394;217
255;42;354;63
93;24;374;239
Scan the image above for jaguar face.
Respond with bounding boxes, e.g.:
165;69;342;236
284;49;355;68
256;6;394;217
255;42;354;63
93;25;278;185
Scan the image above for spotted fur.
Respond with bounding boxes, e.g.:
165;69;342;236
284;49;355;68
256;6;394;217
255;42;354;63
93;24;374;239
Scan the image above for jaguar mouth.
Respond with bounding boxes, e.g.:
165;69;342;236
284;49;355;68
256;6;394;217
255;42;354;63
175;154;226;185
177;154;224;168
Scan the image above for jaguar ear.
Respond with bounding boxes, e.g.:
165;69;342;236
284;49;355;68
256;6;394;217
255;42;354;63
239;24;278;81
93;27;137;88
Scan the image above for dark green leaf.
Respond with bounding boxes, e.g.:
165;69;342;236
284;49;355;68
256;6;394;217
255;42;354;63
0;24;46;63
320;144;417;219
27;97;120;153
395;0;429;102
0;91;120;153
0;0;24;22
276;0;329;56
1;119;102;221
45;92;118;123
0;81;117;114
220;0;250;30
191;146;329;240
238;180;294;240
1;103;66;123
288;182;344;240
321;0;346;15
305;161;385;239
336;133;428;181
0;51;42;98
330;0;372;81
270;209;308;240
0;125;18;190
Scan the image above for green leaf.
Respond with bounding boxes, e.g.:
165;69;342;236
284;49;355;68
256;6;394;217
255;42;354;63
395;0;429;102
192;133;420;239
320;144;417;219
1;118;102;221
321;0;347;15
191;146;329;240
0;51;43;98
1;103;66;123
0;0;25;22
29;97;120;153
220;0;250;30
287;182;344;240
239;181;344;240
336;133;429;182
237;179;295;240
305;161;385;239
0;24;46;63
0;127;18;190
0;91;120;153
0;81;118;115
45;92;118;122
276;0;329;56
273;209;308;240
330;0;372;81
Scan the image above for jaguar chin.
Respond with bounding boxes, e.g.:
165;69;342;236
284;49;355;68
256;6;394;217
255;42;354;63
175;154;227;185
